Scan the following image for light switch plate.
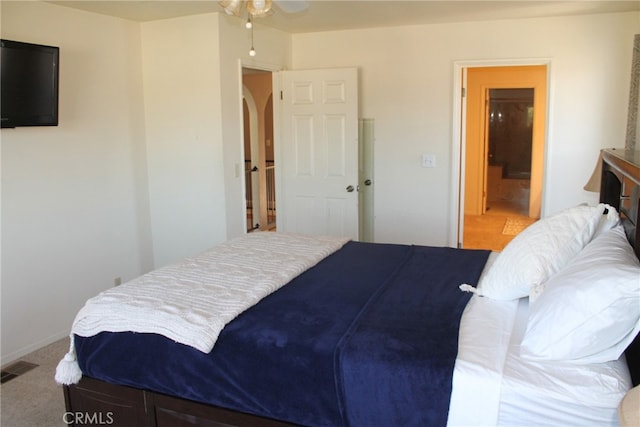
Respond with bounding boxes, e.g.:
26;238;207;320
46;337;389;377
422;153;436;168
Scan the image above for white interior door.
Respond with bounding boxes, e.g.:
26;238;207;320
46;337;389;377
277;68;359;239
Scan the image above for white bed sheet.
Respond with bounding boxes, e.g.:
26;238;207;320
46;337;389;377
497;298;631;427
448;276;632;427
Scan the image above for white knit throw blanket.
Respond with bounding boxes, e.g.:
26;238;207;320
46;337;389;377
55;232;349;385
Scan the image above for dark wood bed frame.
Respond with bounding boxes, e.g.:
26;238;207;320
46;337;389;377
63;148;640;427
600;148;640;386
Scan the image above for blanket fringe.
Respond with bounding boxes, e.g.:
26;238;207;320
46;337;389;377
54;334;82;385
459;284;478;294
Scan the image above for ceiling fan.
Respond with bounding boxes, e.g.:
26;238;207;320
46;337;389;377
219;0;309;19
220;0;309;56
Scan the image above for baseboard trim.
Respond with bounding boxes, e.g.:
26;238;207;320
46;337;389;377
0;330;69;367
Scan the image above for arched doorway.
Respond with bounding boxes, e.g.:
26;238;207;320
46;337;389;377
242;68;276;232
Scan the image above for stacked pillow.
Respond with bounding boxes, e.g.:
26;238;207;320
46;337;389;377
521;224;640;363
461;203;640;364
466;203;618;300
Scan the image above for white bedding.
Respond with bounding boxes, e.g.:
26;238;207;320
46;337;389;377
55;232;349;385
69;232;348;353
448;292;632;427
498;297;631;426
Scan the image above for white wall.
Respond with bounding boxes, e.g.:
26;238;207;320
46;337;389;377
1;1;152;362
292;12;639;246
141;14;228;267
140;14;291;266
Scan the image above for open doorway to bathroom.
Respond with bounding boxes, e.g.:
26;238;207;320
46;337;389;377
462;65;547;251
486;88;534;216
242;68;276;232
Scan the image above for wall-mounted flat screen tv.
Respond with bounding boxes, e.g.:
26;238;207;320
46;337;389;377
1;39;59;128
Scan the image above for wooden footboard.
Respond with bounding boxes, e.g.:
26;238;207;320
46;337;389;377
63;377;295;427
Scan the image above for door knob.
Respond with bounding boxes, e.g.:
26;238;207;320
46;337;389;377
346;185;355;193
364;179;372;186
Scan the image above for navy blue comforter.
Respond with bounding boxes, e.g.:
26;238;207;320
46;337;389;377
75;241;489;427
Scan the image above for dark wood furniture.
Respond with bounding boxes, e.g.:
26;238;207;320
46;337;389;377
600;148;640;386
601;149;640;259
63;148;640;426
63;376;294;427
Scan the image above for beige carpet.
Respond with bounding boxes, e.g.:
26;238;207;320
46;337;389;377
502;217;536;236
1;338;68;426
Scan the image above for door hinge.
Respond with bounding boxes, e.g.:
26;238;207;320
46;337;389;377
461;87;466;98
280;90;283;100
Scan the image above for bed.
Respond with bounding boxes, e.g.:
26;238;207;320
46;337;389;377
58;148;640;427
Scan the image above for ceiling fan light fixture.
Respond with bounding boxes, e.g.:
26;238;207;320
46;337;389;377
219;0;242;16
247;0;273;18
249;17;257;57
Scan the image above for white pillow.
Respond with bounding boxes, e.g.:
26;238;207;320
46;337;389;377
521;225;640;364
471;203;608;300
529;204;621;302
593;205;620;238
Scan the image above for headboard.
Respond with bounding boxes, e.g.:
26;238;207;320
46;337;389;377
599;148;640;386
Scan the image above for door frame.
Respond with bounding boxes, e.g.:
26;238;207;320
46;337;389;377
450;58;552;248
237;60;281;234
241;86;260;231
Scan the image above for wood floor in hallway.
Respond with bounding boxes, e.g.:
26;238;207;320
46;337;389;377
463;200;537;252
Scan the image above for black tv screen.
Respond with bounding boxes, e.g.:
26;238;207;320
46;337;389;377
1;39;59;128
